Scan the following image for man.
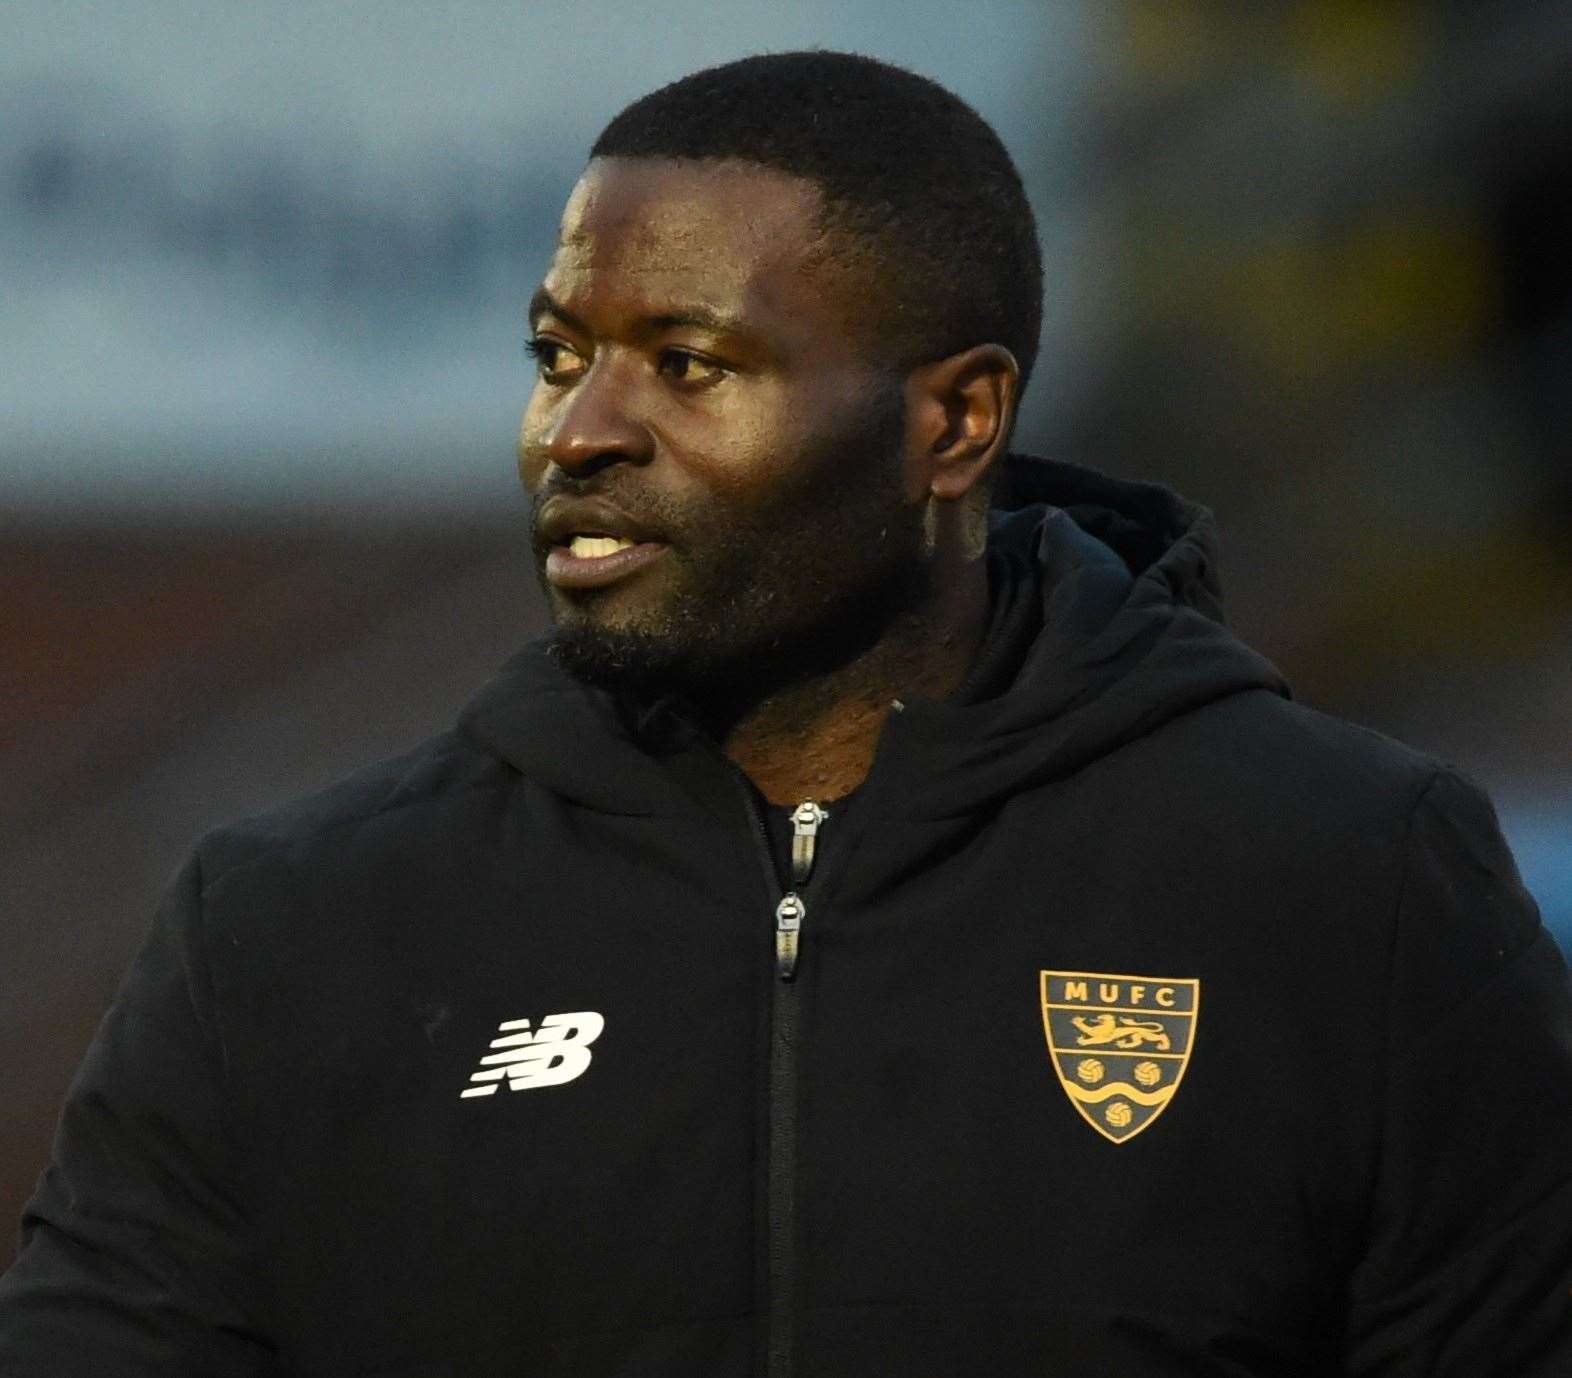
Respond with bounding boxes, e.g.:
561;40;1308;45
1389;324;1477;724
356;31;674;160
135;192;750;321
2;50;1569;1377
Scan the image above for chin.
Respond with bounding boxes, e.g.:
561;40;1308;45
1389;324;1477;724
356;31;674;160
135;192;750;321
545;622;703;699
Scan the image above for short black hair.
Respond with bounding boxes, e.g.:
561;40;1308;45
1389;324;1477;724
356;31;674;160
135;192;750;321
590;50;1043;401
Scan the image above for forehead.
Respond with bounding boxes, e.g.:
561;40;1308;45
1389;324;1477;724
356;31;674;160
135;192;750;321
541;157;854;342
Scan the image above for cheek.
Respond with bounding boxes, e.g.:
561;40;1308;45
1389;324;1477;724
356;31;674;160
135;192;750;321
516;388;556;487
652;387;794;496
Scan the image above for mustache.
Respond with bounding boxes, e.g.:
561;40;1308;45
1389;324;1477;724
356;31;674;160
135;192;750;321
527;475;683;552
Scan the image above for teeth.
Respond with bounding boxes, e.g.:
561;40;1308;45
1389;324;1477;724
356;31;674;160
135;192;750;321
569;534;637;559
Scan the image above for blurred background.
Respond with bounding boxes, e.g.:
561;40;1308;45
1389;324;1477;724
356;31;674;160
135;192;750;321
3;0;1569;1261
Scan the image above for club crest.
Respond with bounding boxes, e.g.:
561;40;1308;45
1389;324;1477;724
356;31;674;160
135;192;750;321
1040;970;1199;1144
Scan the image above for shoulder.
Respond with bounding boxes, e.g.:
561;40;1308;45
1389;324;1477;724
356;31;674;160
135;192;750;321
192;728;516;891
1185;695;1527;910
1104;688;1450;856
1156;689;1542;963
1189;690;1445;805
1087;690;1529;949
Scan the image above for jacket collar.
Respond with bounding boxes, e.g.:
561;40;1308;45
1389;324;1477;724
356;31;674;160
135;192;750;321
457;454;1289;819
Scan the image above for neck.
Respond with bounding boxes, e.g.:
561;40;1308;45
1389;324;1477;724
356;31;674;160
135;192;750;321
714;553;989;806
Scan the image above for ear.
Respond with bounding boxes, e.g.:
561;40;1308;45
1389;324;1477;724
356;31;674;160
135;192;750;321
903;343;1019;503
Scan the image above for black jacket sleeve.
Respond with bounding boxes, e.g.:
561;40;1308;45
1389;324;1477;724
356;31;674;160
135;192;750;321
1346;769;1572;1374
0;850;277;1375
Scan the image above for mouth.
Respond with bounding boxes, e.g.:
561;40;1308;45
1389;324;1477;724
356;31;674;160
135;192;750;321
545;532;669;589
536;497;671;590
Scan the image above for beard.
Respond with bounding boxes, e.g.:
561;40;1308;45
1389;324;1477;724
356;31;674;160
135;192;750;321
530;383;931;713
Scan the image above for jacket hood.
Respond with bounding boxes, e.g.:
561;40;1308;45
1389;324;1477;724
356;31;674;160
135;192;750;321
458;453;1289;819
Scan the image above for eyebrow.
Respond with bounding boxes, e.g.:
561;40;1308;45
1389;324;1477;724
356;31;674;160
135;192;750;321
528;287;754;342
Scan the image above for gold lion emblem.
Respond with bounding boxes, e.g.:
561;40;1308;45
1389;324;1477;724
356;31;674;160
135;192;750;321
1069;1013;1172;1051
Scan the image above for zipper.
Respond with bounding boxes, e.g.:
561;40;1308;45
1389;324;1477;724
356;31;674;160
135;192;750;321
737;787;828;1378
789;800;829;886
774;894;805;982
776;800;827;980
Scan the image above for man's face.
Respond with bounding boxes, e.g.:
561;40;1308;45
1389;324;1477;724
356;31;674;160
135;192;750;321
518;156;929;703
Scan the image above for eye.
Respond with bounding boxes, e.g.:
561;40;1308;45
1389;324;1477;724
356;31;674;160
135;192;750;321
657;348;728;388
524;336;584;382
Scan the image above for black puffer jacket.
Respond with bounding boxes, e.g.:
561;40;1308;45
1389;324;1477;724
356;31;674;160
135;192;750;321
3;455;1569;1376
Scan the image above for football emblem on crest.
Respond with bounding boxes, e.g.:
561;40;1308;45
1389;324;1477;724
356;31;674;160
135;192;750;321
1040;970;1199;1144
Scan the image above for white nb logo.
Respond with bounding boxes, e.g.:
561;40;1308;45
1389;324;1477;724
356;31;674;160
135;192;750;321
459;1011;605;1098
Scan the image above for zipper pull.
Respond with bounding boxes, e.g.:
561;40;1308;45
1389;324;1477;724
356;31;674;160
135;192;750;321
775;893;805;982
789;800;829;886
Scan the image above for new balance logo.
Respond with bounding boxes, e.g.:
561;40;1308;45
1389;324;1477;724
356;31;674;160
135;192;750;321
459;1011;605;1099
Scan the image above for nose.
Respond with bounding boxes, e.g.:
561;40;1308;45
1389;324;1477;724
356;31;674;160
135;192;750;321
533;355;654;481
